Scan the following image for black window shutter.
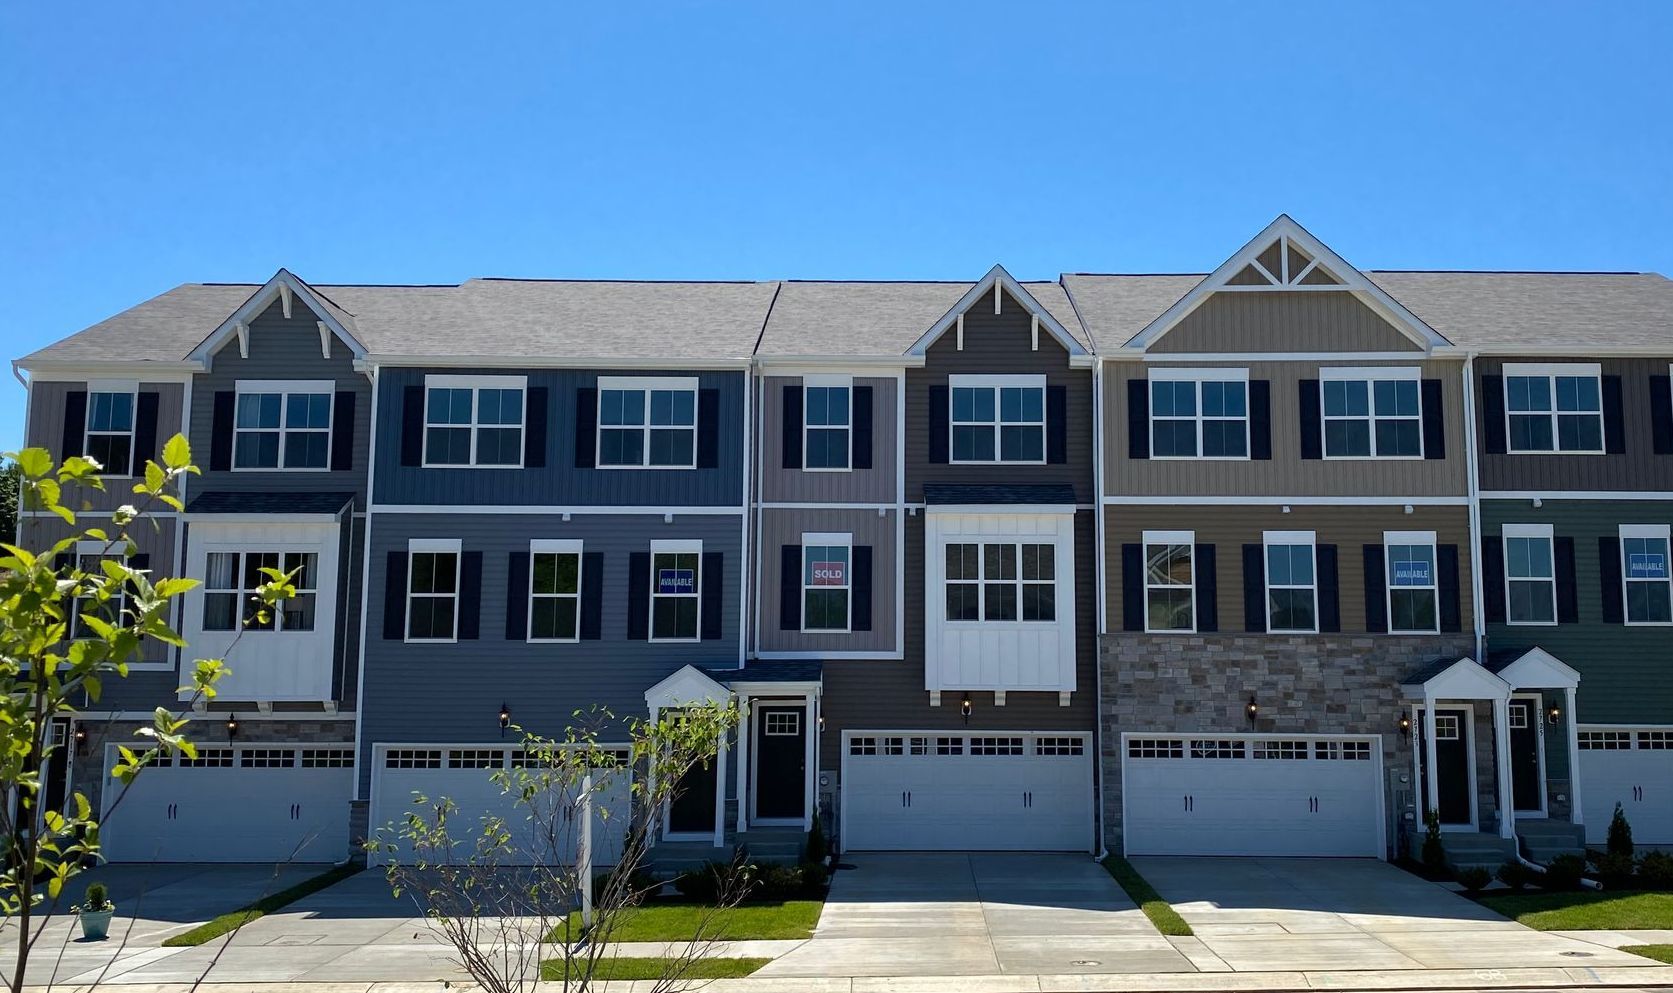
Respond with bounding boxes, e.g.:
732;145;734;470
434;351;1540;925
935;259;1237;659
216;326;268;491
1127;380;1149;459
574;387;597;468
1298;380;1322;460
330;391;356;471
782;385;804;469
852;545;873;632
523;386;548;468
852;385;873;469
627;552;650;639
399;386;424;467
1046;384;1068;464
700;551;724;640
580;552;604;640
1194;543;1218;633
1420;379;1445;460
1554;536;1578;624
1121;543;1144;632
126;553;150;606
1249;380;1271;460
61;390;87;462
779;545;801;631
133;392;160;471
505;551;530;640
1363;544;1387;633
1602;374;1626;455
928;385;949;463
696;389;721;469
1242;544;1266;633
383;551;408;640
1317;544;1340;633
458;551;483;640
1650;376;1673;455
1437;544;1462;633
211;391;236;471
1482;375;1507;455
1599;536;1623;623
1481;537;1506;623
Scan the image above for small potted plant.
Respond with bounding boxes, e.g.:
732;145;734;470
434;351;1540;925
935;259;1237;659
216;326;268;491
75;882;115;940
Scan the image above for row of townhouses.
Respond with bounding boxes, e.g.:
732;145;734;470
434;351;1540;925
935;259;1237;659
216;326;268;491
15;215;1673;867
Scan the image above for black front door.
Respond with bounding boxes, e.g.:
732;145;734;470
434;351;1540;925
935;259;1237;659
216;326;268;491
1509;700;1543;813
753;706;806;820
1419;708;1472;825
668;756;718;834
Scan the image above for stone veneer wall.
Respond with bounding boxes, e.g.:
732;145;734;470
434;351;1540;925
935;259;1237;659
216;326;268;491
1099;632;1480;855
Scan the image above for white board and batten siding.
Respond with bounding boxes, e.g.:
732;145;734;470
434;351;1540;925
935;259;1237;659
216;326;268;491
1579;727;1673;846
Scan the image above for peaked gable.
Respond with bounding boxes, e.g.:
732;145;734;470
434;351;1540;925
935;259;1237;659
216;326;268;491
908;265;1089;358
188;269;366;366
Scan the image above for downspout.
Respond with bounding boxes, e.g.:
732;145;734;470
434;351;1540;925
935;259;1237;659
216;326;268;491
1092;355;1108;860
1461;352;1486;662
350;365;380;805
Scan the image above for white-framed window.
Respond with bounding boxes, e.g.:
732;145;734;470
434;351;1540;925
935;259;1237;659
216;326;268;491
407;538;461;642
803;375;851;471
1620;524;1672;625
528;539;582;642
949;374;1045;464
1321;367;1422;458
765;712;800;736
650;539;701;641
234;380;333;470
944;540;1056;622
423;375;526;468
1504;362;1604;454
801;532;851;633
1143;530;1195;633
1264;530;1317;633
70;541;128;640
1503;524;1556;626
1149;367;1249;459
1385;530;1438;634
598;376;698;469
83;381;137;476
203;550;319;632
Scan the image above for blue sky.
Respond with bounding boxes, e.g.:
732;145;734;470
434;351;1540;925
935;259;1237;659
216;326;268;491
3;1;1670;450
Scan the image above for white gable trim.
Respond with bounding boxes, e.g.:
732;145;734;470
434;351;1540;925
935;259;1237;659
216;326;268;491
906;264;1087;358
1122;215;1450;353
645;664;733;710
188;269;365;366
1495;646;1581;691
1401;656;1512;702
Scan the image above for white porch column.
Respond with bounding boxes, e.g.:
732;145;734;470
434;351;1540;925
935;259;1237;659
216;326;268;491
1493;698;1516;839
1423;694;1440;820
735;696;752;835
1566;687;1584;827
803;691;818;831
714;729;729;849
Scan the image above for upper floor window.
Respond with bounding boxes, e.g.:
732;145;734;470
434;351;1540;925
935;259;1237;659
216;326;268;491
71;543;128;639
1149;369;1247;459
204;550;318;632
945;540;1056;622
1385;531;1438;633
650;540;701;641
407;539;460;642
1504;363;1603;454
803;376;851;471
949;374;1044;464
1322;367;1422;458
1264;531;1317;633
424;375;525;468
84;386;135;476
529;539;582;642
802;532;851;632
1503;524;1556;625
599;376;697;469
1143;531;1194;632
235;381;332;470
1621;524;1672;625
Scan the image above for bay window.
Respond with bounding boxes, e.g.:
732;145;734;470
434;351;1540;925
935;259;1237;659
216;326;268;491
204;550;318;632
944;540;1056;622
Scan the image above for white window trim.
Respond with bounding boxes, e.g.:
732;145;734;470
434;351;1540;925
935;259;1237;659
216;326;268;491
944;538;1059;625
1143;529;1196;635
1502;523;1558;627
802;374;853;473
232;379;336;473
527;538;584;644
422;374;528;470
83;381;139;479
405;537;462;644
800;531;852;634
1502;362;1605;456
1319;366;1424;461
202;547;321;635
71;539;128;640
1384;529;1439;635
948;373;1047;466
649;538;703;643
1147;367;1251;462
1263;530;1319;634
596;375;699;470
1620;523;1673;627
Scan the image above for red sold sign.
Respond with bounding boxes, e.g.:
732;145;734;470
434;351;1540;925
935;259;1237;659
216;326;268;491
810;560;846;586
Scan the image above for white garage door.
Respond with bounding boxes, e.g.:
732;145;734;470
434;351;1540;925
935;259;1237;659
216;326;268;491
369;745;631;866
102;744;352;863
1124;735;1384;858
842;732;1093;852
1580;728;1673;845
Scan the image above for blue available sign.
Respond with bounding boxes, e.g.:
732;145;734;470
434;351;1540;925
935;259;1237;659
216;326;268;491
1393;560;1432;585
1629;552;1667;580
657;568;696;595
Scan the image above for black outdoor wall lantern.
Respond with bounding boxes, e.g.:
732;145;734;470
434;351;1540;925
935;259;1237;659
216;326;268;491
960;696;972;723
73;725;87;755
226;714;239;739
1398;713;1411;739
499;703;512;735
1245;695;1259;725
1547;703;1562;725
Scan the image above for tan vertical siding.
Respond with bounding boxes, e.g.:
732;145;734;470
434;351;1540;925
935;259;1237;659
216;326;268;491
759;375;897;504
1151;292;1424;354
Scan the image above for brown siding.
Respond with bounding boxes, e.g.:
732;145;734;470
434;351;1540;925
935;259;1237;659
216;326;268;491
1103;505;1475;634
1476;356;1673;492
758;507;898;654
759;375;897;504
1151;292;1423;354
1104;358;1469;497
28;380;187;514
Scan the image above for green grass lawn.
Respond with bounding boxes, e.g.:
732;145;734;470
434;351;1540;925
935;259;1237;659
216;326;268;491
1101;857;1192;936
1476;890;1673;930
161;864;361;947
541;956;769;980
1625;944;1673;965
549;899;824;942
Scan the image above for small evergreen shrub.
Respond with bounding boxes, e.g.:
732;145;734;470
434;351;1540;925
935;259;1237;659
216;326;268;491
1608;802;1635;858
1495;860;1531;890
1589;851;1637;889
1421;810;1449;876
803;818;828;864
81;882;112;911
1637;850;1673;889
1457;866;1492;892
1543;854;1586;891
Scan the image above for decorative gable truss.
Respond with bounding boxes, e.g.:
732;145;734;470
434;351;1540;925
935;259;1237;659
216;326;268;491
187;268;367;369
907;264;1093;366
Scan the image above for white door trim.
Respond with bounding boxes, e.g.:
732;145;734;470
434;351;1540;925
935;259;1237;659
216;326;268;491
750;699;809;827
1419;706;1480;833
1510;694;1548;818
